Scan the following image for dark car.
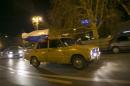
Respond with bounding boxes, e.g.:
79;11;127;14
109;35;130;53
1;46;25;58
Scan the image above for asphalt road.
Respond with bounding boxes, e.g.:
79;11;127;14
0;53;130;86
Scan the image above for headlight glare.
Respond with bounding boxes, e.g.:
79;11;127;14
9;51;13;54
18;50;23;53
90;48;100;60
8;53;13;58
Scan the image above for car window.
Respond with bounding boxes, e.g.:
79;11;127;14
49;39;63;48
117;36;129;41
61;38;76;46
37;40;48;49
9;46;18;50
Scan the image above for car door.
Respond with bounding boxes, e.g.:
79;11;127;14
128;36;130;50
34;41;48;61
46;39;66;63
116;36;130;51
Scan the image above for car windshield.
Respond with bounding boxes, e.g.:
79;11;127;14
9;46;19;50
61;38;76;46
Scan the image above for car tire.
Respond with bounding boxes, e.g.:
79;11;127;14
30;57;40;68
71;55;87;70
112;47;120;54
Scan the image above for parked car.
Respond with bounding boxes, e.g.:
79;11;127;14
109;35;130;53
24;37;100;69
1;46;25;58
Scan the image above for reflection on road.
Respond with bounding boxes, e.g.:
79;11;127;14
0;53;130;86
94;62;120;79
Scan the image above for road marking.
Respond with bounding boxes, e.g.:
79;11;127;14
0;66;72;84
33;73;130;85
17;73;72;84
1;65;130;85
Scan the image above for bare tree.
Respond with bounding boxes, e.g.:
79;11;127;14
49;0;116;39
78;0;111;39
118;0;130;15
48;0;81;35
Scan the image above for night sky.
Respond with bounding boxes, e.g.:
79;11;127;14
0;0;50;36
0;0;129;37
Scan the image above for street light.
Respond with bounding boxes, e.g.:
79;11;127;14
32;16;42;30
73;28;76;31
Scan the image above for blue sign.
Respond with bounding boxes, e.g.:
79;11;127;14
81;19;89;26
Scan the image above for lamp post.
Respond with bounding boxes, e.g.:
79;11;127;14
32;16;42;30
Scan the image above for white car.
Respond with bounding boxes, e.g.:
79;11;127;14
2;46;25;58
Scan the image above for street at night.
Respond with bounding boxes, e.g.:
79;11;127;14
0;53;130;86
0;0;130;86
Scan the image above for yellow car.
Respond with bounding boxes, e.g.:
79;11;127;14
24;37;100;69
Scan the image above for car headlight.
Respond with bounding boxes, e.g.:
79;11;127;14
8;52;13;58
18;50;23;54
9;51;13;54
19;54;23;57
90;48;100;60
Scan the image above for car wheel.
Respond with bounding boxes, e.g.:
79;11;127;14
112;47;120;54
71;55;87;70
30;57;40;68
